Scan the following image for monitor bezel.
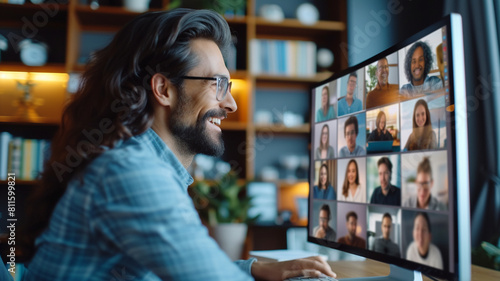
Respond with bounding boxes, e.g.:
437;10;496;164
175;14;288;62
307;13;470;280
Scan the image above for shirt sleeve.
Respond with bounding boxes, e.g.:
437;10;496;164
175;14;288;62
0;256;13;281
90;159;254;281
235;258;257;276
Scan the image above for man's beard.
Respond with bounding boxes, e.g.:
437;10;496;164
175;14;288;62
169;90;226;157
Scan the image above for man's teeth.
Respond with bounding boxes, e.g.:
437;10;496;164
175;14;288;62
208;117;221;125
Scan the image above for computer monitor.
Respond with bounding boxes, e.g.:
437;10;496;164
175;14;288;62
308;14;470;280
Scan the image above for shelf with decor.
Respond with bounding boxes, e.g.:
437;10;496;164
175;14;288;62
0;63;66;73
0;1;347;239
244;0;346;232
247;0;346;187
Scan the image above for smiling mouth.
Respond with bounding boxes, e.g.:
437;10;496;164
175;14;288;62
208;117;222;126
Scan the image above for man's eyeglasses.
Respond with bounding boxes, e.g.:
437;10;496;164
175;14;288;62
377;65;389;71
416;181;431;188
181;76;232;101
345;130;357;137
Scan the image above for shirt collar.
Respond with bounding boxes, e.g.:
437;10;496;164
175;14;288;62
136;128;194;187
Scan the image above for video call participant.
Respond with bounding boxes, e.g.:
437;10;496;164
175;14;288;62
316;85;335;122
371;213;401;258
365;57;400;108
339;116;366;157
406;212;443;269
315;124;335;159
403;157;446;211
339;159;366;203
370;157;400;206
338;211;366;248
313;163;336;200
404;99;437;151
22;9;336;281
338;73;362;116
367;111;393;142
313;204;337;241
400;41;443;97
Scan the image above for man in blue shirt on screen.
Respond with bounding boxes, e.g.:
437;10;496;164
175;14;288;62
339;116;366;157
22;9;336;281
337;73;362;116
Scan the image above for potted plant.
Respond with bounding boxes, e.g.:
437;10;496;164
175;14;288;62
168;0;246;17
189;171;257;260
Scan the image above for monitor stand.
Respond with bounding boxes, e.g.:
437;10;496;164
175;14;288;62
339;264;423;281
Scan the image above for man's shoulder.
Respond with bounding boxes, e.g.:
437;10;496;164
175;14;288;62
388;83;399;90
390;186;401;194
401;83;412;90
372;186;382;195
93;138;158;170
426;75;442;82
89;136;182;186
355;145;366;154
354;236;366;247
356;236;366;243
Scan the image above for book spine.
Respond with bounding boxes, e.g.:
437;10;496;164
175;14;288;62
0;132;12;180
307;41;317;76
249;39;260;75
31;139;39;180
22;139;32;180
8;137;22;177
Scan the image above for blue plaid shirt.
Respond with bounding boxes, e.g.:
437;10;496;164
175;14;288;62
25;129;255;280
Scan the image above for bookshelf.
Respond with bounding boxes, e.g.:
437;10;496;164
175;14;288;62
0;0;347;227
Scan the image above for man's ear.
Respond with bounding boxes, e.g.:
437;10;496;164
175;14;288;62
151;73;175;106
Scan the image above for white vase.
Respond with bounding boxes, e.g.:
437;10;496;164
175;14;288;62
123;0;150;13
209;223;248;261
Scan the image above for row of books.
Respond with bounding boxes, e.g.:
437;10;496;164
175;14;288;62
250;39;317;77
0;132;50;181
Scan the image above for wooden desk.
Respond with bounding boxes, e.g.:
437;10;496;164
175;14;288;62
328;259;500;280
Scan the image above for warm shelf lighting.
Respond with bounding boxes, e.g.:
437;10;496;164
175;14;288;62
0;71;69;82
230;78;248;93
0;71;69;122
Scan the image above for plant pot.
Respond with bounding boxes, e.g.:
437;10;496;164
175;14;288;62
209;223;248;261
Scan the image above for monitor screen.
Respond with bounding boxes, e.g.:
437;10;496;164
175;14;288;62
308;14;470;280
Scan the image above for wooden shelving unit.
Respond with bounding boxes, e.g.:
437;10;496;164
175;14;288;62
0;0;347;227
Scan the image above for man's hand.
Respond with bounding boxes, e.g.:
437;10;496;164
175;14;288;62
314;227;326;239
251;256;336;281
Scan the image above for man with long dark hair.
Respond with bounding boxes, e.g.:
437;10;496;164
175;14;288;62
400;41;443;96
22;9;336;280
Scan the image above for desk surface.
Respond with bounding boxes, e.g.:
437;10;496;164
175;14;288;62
328;259;500;280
